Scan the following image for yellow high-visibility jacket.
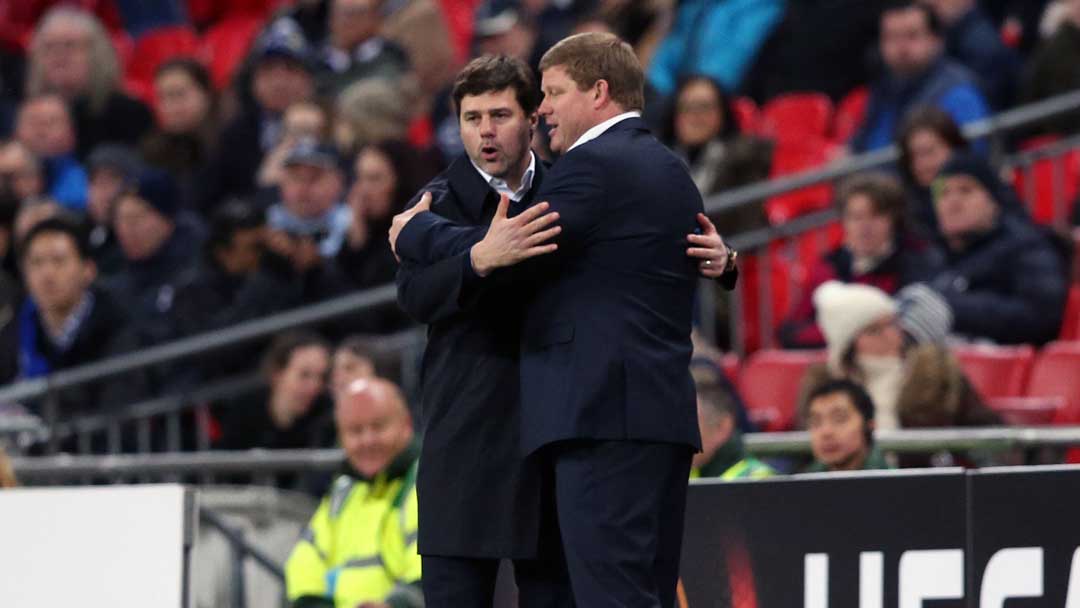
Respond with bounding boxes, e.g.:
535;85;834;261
286;441;422;608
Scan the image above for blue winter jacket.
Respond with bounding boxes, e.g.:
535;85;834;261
852;55;990;153
648;0;785;96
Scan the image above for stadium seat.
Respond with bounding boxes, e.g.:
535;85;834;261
125;26;201;104
761;92;833;141
438;0;480;63
953;344;1035;400
736;240;810;353
738;349;826;431
1026;341;1080;417
199;16;262;90
1011;142;1080;225
764;137;836;224
1060;285;1080;342
1026;341;1080;461
1031;341;1080;402
986;396;1064;426
832;86;869;144
795;222;843;265
731;96;761;134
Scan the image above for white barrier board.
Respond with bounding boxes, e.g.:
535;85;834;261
0;484;192;607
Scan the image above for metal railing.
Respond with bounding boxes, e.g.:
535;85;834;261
200;508;286;608
4;89;1080;431
11;427;1080;483
3;327;424;457
0;285;402;406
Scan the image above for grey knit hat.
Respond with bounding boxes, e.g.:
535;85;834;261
896;283;954;345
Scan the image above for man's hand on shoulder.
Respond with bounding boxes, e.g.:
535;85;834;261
686;213;735;278
389;192;433;261
470;195;561;277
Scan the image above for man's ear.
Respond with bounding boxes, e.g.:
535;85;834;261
593;79;610;109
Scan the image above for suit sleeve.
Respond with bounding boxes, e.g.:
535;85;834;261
396;251;486;323
395;209;486;266
483;150;608;285
389;175;483;266
398;150;605;284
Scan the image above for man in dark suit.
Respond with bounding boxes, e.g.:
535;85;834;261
393;34;735;606
393;55;573;607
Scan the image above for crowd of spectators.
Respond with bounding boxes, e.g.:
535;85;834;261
0;0;1077;471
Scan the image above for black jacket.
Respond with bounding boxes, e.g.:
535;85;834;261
71;92;154;161
104;214;205;349
394;153;548;559
0;271;20;385
925;214;1068;345
198;110;265;214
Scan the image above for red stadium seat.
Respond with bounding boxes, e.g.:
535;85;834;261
1011;145;1080;225
765;137;836;224
832;86;869;144
1060;285;1080;342
438;0;481;64
1027;342;1080;461
986;396;1064;426
761;92;833;141
734;223;840;354
738;349;826;431
731;96;761;134
1027;341;1080;415
199;16;263;90
736;239;812;353
953;344;1035;400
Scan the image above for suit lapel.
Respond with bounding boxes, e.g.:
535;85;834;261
446;154;499;223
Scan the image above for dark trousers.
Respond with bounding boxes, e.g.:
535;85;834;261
423;460;575;607
422;555;575;607
547;440;693;608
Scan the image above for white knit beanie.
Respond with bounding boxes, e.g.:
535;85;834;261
813;281;899;374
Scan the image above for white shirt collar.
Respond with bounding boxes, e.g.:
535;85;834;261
567;111;641;152
471;150;537;202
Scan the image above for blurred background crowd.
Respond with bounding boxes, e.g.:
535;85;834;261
1;0;1080;481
